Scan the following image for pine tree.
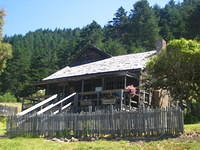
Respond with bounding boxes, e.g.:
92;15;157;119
106;7;129;44
79;21;104;47
159;0;186;40
129;0;160;50
188;4;200;38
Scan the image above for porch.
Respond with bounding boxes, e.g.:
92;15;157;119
44;71;152;113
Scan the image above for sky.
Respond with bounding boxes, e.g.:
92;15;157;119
0;0;183;36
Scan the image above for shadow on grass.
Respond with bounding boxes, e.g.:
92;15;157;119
3;132;183;143
42;133;182;143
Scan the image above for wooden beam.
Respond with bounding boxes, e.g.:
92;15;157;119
102;77;105;90
37;93;76;115
36;69;141;86
124;75;127;88
81;80;84;92
81;80;84;101
79;89;125;95
97;92;100;106
73;94;79;112
17;94;57;116
120;89;123;110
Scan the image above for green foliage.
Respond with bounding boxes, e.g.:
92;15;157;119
1;0;200;98
146;38;200;111
0;10;12;73
184;122;200;132
0;10;4;39
0;42;12;72
158;1;186;40
106;6;129;44
0;116;7;136
188;4;200;38
185;101;200;124
0;92;17;102
129;0;160;50
185;113;199;124
0;137;200;150
101;38;127;56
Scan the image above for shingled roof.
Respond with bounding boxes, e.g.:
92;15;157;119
43;50;156;81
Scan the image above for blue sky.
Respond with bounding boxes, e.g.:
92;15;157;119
0;0;182;36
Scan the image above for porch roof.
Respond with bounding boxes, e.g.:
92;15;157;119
43;50;156;82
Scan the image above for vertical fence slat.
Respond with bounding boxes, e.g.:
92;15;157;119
6;108;184;138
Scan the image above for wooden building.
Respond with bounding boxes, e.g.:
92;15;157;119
35;44;165;113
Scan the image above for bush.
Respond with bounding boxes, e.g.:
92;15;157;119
184;101;200;124
191;102;200;119
184;113;199;124
0;92;17;102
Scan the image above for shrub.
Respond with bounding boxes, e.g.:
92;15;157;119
0;92;17;102
184;113;199;124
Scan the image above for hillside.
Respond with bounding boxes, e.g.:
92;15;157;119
0;0;200;99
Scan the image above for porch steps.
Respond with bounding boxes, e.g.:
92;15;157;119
37;92;76;115
17;94;57;117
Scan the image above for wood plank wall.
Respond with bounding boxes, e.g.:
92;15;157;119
0;105;18;116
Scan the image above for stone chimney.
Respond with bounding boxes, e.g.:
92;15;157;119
155;39;166;51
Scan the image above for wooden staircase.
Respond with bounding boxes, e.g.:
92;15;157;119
17;93;77;117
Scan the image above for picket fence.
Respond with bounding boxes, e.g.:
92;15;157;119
0;105;18;116
7;107;184;137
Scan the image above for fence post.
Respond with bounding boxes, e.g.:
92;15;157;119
6;107;184;138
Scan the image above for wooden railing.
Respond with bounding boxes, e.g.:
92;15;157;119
76;89;149;112
37;93;76;115
7;107;184;137
17;94;57;117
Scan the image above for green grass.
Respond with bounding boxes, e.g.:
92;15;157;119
184;123;200;132
0;118;200;150
0;117;6;136
0;137;200;150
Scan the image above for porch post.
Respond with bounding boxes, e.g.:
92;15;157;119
74;94;78;112
124;75;127;88
120;89;123;110
102;77;105;90
81;80;84;92
81;80;84;101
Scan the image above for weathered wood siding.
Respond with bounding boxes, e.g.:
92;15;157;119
0;105;18;116
70;46;111;67
7;107;183;137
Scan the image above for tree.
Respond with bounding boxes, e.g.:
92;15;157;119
146;38;200;109
79;21;104;47
159;0;186;40
0;10;12;72
0;35;31;98
129;0;160;50
106;7;129;44
101;38;127;56
187;4;200;38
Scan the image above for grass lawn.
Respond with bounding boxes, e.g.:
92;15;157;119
0;136;200;150
0;117;200;150
184;123;200;132
0;117;6;136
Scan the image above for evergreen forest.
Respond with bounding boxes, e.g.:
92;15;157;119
1;0;200;100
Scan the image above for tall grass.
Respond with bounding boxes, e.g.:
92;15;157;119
0;116;6;136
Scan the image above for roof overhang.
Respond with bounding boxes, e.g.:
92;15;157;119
36;68;141;86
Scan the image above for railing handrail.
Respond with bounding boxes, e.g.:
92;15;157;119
37;92;76;115
17;94;57;116
78;89;125;95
